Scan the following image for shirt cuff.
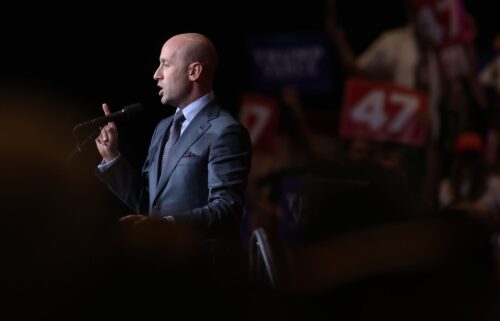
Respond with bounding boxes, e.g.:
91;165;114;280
97;155;121;172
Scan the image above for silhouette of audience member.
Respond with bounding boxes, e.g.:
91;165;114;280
439;131;500;230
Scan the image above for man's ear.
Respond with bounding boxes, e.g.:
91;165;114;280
188;62;203;81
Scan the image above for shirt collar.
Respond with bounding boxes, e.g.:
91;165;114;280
176;92;215;123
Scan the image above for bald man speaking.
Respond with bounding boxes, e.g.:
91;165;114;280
95;33;252;253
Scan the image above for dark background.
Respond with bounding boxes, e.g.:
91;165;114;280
2;2;495;110
2;2;495;103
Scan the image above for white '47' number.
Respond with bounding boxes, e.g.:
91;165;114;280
351;90;419;133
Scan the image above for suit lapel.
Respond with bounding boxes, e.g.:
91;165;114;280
153;100;220;204
149;118;173;201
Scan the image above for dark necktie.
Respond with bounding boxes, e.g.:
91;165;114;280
161;111;185;176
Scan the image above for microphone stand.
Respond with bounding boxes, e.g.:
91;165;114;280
67;124;102;160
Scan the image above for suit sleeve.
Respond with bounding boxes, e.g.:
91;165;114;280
96;156;149;214
172;123;252;235
95;125;162;214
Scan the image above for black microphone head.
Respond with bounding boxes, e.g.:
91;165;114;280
122;103;143;119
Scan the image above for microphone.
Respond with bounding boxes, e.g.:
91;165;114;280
74;103;143;130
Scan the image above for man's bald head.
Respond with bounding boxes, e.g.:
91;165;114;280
166;33;218;82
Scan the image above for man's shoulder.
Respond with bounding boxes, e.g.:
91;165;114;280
214;108;238;122
211;109;247;132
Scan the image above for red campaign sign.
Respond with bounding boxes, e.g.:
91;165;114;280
239;93;279;153
410;0;472;47
340;78;428;146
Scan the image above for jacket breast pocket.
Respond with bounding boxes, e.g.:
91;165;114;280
177;156;203;166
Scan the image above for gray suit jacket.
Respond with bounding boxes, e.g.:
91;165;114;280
97;100;252;237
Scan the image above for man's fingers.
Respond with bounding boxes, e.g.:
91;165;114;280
102;103;111;115
97;124;118;144
101;128;109;142
102;103;117;128
94;128;109;145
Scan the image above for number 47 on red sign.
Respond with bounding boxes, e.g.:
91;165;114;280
340;78;428;146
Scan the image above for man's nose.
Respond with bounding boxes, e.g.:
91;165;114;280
153;66;162;80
